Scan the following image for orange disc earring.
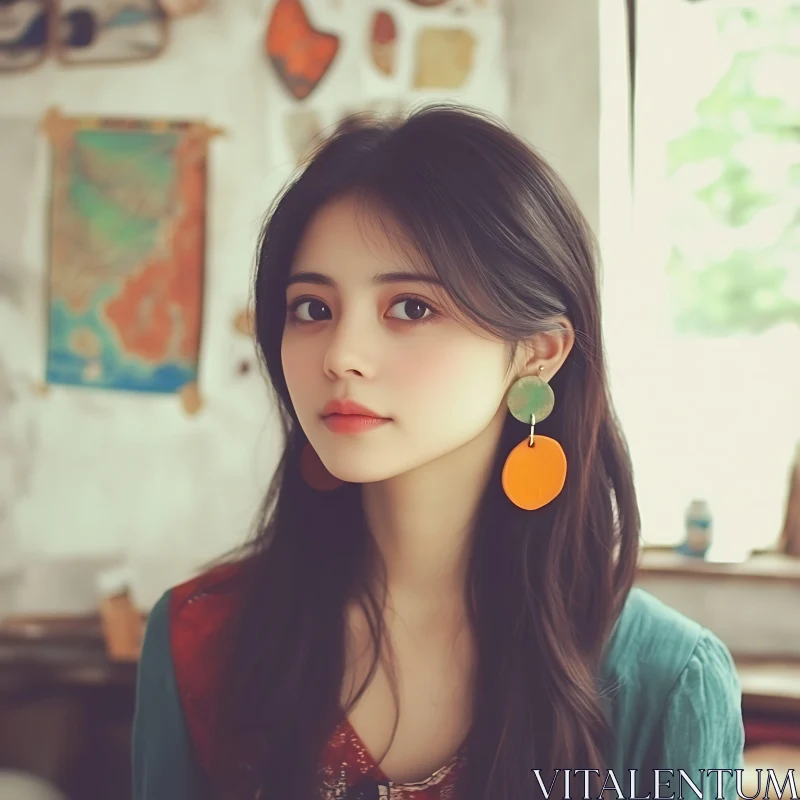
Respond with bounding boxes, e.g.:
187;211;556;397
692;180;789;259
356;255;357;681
501;366;567;511
300;442;345;491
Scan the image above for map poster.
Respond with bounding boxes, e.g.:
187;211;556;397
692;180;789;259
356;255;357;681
43;109;217;394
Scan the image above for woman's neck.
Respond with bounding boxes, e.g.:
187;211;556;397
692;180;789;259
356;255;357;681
360;400;507;610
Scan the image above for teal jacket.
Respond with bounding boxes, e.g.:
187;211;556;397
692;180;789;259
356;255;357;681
132;583;745;799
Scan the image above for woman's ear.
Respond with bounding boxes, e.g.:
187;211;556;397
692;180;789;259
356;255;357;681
515;317;575;382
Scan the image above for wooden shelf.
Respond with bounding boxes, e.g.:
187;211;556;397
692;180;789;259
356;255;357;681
736;659;800;716
637;547;800;585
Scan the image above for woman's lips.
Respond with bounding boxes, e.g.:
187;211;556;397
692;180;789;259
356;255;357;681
322;414;392;433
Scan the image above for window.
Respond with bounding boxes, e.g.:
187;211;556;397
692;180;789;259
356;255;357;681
601;0;800;559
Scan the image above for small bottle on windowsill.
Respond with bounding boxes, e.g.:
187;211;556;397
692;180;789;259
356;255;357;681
676;498;712;559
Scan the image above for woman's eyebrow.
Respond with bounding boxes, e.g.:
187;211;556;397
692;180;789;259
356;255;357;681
285;271;444;289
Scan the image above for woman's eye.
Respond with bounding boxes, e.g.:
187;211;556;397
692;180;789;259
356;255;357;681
388;297;434;322
287;297;436;324
290;299;330;322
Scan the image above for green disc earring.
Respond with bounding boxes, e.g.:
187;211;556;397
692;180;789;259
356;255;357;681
501;367;568;511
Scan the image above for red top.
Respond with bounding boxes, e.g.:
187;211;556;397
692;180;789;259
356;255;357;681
319;715;466;798
168;563;467;798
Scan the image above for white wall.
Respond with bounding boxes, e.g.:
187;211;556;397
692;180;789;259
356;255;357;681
505;0;601;234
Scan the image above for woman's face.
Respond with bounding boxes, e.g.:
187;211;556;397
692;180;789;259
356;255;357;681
281;194;518;485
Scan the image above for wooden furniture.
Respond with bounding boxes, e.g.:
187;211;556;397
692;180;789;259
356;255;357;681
0;615;137;800
742;744;800;797
638;547;800;584
778;441;800;557
737;655;800;787
737;660;800;718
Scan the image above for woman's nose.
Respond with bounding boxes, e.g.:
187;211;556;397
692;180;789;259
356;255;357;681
321;318;379;379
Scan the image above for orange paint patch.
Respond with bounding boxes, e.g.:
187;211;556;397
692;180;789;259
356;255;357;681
104;132;206;365
265;0;340;100
104;258;173;362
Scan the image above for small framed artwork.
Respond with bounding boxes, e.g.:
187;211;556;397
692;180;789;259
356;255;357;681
54;0;168;66
0;0;52;73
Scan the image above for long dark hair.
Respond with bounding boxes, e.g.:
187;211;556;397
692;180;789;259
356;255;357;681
205;105;641;799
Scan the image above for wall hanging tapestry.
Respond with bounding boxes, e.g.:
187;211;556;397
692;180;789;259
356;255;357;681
43;109;220;394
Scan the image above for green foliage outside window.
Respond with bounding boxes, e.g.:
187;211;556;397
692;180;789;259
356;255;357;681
665;2;800;335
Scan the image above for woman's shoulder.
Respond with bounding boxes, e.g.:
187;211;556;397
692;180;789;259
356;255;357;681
134;561;248;798
144;560;247;663
600;586;740;709
143;560;249;778
160;557;248;694
168;559;248;614
142;559;245;652
600;588;745;784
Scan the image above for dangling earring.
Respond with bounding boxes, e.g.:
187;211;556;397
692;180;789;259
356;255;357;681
501;365;567;511
300;442;345;491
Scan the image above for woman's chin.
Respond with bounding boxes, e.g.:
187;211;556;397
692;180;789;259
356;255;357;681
316;457;399;485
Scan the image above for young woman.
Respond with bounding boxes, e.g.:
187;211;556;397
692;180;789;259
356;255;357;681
132;105;745;800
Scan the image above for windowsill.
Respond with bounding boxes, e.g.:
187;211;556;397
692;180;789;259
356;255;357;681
637;546;800;586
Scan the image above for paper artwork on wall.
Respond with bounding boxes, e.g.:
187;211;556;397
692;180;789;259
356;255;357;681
284;108;324;164
42;109;221;395
413;28;475;89
370;11;397;77
0;0;50;72
54;0;169;65
265;0;340;101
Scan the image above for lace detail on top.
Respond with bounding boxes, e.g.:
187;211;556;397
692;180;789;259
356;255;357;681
318;716;467;799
